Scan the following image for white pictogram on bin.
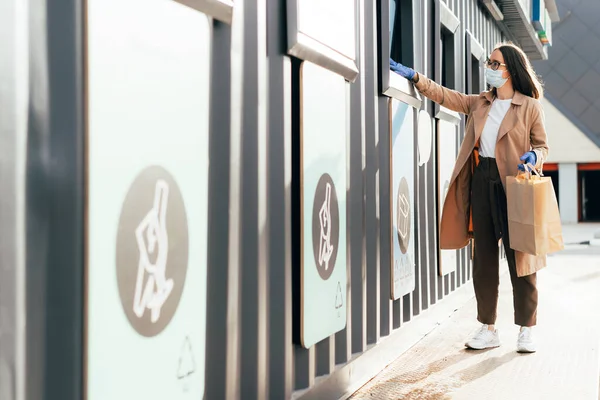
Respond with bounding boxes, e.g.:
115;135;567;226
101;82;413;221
133;179;174;323
397;192;410;240
318;183;335;270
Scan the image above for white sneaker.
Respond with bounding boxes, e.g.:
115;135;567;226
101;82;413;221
517;327;536;353
465;324;501;350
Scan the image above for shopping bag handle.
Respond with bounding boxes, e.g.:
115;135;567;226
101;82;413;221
524;163;540;176
517;163;541;180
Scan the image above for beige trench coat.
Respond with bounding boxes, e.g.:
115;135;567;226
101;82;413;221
414;76;550;277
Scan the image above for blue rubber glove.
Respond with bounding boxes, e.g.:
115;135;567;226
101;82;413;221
518;151;537;171
390;58;415;81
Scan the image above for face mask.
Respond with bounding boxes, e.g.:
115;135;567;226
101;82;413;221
485;68;508;88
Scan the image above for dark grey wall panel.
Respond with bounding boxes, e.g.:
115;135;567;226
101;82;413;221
364;0;382;346
349;17;367;355
291;56;311;392
25;0;85;399
315;339;333;378
238;0;264;396
205;19;233;400
429;0;441;306
266;0;294;396
411;107;422;317
379;96;393;337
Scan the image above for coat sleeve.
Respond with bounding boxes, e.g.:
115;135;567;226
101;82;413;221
530;100;549;171
414;73;477;115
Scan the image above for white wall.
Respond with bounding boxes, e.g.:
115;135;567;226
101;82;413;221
542;99;600;164
559;163;578;224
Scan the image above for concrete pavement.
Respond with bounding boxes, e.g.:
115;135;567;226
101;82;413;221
349;225;600;399
561;223;600;244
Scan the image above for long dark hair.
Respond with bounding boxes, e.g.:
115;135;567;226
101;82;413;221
492;42;544;99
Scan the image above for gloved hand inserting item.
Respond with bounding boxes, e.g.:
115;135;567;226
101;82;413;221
518;151;537;171
390;58;415;81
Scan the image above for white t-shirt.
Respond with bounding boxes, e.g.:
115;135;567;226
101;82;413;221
479;98;512;158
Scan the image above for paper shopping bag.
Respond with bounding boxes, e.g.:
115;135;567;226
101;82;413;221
506;167;564;256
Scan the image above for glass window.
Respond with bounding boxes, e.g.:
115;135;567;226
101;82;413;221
471;56;481;94
441;27;455;89
390;0;413;67
390;0;396;54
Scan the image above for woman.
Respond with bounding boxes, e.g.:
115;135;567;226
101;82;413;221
391;42;548;353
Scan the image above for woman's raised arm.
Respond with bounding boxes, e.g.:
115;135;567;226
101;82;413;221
390;59;478;115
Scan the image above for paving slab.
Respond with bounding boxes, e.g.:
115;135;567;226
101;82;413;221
562;223;600;244
350;248;600;400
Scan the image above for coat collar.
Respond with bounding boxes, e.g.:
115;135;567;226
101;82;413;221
474;90;524;145
483;90;525;105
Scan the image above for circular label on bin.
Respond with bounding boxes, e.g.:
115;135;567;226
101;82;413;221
396;176;411;254
312;173;340;281
115;165;189;337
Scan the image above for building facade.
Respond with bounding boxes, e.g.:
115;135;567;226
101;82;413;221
0;0;556;399
532;0;600;224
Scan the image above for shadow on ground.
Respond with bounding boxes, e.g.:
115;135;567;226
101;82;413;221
354;348;526;399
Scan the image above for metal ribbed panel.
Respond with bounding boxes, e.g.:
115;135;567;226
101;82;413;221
283;0;500;398
284;0;503;398
6;1;506;400
3;0;554;399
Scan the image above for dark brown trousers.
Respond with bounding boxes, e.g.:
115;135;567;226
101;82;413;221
471;157;538;327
